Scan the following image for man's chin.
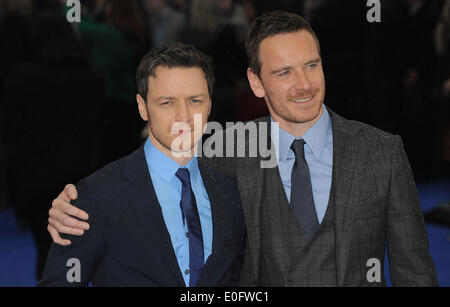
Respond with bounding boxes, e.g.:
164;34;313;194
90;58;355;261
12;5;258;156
168;139;201;155
169;147;197;159
286;103;323;124
279;112;319;125
170;147;194;153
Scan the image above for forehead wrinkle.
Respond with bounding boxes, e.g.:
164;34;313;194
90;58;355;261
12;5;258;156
259;31;320;73
147;67;209;100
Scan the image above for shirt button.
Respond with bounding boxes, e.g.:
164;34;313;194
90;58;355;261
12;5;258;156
185;269;190;275
186;232;189;238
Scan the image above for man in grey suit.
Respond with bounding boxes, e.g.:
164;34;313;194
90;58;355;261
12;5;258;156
47;11;438;286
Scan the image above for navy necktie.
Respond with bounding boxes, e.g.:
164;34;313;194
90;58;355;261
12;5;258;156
175;168;204;287
290;139;319;236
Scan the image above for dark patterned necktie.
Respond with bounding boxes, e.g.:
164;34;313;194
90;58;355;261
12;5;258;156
290;139;319;236
175;168;204;286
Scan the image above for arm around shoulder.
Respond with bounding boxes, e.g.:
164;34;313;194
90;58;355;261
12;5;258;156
38;179;104;286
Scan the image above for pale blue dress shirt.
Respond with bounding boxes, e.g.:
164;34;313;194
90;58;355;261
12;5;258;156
271;106;334;223
143;138;213;286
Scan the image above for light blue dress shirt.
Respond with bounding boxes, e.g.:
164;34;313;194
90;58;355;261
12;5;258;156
271;106;333;223
143;138;213;286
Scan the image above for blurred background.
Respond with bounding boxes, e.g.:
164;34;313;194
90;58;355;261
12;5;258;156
0;0;449;286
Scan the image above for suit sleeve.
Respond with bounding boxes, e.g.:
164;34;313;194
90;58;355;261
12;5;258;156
37;179;104;287
386;136;439;286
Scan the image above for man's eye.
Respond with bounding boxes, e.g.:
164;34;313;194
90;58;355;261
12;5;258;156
161;101;171;105
192;99;202;103
278;71;289;77
307;63;317;70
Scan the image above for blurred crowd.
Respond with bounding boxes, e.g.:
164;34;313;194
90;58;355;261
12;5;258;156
0;0;449;280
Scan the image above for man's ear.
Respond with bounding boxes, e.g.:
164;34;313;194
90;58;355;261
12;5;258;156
247;68;265;98
136;94;148;121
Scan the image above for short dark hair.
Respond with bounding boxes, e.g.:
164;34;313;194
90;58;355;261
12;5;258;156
136;43;215;101
245;11;320;76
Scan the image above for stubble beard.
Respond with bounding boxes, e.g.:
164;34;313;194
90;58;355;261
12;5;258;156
149;122;202;157
267;97;322;124
265;90;325;126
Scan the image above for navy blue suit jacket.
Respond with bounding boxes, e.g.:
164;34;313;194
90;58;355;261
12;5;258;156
38;144;245;286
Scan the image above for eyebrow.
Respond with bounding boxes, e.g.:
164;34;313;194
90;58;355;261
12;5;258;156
156;94;207;101
156;96;176;101
305;58;321;65
270;58;321;75
188;94;208;99
270;66;293;75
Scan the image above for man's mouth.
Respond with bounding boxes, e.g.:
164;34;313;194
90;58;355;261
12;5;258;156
291;95;314;103
172;129;192;135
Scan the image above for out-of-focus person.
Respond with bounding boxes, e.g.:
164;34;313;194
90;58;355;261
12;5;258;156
182;0;249;125
0;12;105;279
0;0;33;211
145;0;186;47
76;0;147;164
433;0;450;177
400;0;440;181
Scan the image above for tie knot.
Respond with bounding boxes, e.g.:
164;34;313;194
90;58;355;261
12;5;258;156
290;139;306;159
175;168;191;186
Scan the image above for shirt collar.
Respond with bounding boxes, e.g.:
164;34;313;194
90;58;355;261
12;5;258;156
272;105;332;162
144;138;199;183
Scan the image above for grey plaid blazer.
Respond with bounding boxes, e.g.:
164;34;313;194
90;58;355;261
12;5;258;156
202;108;438;286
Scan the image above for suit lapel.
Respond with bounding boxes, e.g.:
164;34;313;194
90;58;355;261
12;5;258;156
238;156;265;284
201;164;228;254
236;117;273;283
123;145;185;286
195;162;230;284
328;109;370;286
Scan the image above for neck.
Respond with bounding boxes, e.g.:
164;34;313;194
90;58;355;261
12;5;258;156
167;151;194;167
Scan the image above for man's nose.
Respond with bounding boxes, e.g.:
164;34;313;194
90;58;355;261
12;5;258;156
293;70;312;92
174;101;192;123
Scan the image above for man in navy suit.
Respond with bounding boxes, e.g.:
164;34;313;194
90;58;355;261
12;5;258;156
38;43;245;286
